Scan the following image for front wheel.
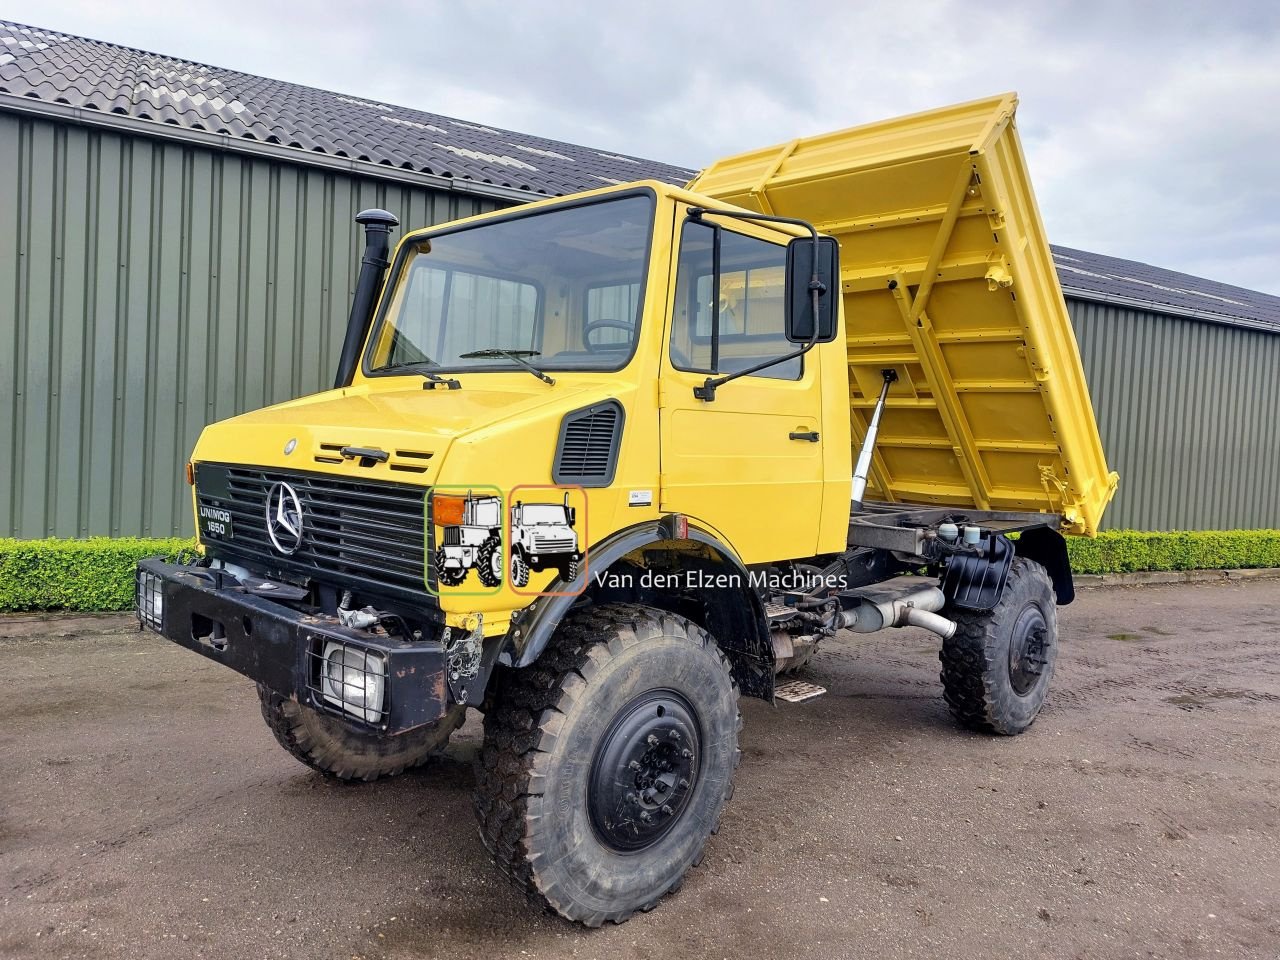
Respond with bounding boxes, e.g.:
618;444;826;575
510;549;530;588
474;603;741;925
435;551;466;587
939;557;1058;735
258;685;466;781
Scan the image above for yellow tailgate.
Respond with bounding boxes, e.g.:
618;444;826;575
688;93;1117;536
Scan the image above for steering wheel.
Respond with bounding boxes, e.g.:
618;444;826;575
582;318;634;353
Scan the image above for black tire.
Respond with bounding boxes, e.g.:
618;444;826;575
477;535;502;588
257;685;465;782
939;557;1058;735
474;603;741;926
435;550;467;587
510;549;530;588
559;558;579;583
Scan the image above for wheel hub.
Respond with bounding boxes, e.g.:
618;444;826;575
588;690;701;852
1008;605;1049;696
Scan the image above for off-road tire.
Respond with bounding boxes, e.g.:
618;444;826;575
474;603;741;926
477;535;503;588
257;686;465;782
939;557;1058;735
559;558;579;583
435;551;466;587
510;549;530;588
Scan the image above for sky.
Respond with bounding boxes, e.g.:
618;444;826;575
12;0;1280;294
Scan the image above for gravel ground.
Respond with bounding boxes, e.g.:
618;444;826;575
2;580;1278;960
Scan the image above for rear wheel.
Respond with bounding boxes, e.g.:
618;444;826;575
477;536;502;588
939;557;1058;735
258;685;465;781
474;603;740;925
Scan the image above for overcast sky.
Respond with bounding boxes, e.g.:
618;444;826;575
16;0;1280;294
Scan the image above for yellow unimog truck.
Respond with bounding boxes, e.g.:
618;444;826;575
136;93;1117;925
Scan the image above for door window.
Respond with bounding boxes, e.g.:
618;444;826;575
670;220;799;380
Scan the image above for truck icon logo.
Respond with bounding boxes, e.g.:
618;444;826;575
265;481;304;555
510;491;581;588
433;492;503;589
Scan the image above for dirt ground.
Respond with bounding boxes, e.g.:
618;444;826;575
2;580;1278;960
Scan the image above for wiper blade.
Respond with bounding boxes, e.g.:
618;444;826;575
380;361;461;391
458;348;555;385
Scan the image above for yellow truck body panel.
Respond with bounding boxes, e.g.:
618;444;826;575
688;93;1118;535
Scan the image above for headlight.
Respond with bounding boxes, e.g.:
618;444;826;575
136;570;163;628
320;641;386;724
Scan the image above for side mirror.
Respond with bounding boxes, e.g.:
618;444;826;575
784;235;840;344
567;507;577;526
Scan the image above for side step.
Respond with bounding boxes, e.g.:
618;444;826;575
774;679;828;703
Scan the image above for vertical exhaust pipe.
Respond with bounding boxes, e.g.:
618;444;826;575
334;208;399;389
851;368;897;511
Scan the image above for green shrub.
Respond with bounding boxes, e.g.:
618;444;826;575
0;537;197;612
1065;529;1280;575
1;529;1279;613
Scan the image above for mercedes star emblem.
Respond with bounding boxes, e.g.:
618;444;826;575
265;481;304;554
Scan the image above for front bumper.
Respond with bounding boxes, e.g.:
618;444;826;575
135;559;450;734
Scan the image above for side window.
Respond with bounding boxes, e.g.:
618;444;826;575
585;282;640;350
670;220;799;380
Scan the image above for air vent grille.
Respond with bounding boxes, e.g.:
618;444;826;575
553;400;624;487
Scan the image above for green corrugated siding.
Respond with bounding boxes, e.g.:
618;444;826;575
1068;299;1280;531
0;111;500;537
4;111;1279;538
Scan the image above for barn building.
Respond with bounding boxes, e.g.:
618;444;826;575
2;19;1277;537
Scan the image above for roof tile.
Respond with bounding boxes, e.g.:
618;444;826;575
0;17;695;196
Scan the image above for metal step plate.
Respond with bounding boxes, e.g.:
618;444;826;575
774;679;828;703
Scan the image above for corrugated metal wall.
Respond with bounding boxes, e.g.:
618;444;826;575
3;110;1278;538
1069;299;1280;531
0;111;500;538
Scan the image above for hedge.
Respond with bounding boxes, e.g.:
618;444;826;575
0;537;196;612
2;530;1279;613
1063;529;1280;575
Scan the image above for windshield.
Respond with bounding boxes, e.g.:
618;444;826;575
521;504;569;525
367;194;654;375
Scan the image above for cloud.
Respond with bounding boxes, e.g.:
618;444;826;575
19;0;1280;293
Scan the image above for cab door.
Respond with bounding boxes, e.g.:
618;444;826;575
658;213;825;563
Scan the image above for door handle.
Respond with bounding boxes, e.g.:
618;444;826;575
789;430;820;442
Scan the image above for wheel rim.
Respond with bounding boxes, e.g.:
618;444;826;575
588;689;701;853
490;547;502;579
1008;604;1050;696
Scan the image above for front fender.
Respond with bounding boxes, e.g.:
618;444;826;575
501;519;775;698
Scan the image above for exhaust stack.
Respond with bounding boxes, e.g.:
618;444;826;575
334;208;399;389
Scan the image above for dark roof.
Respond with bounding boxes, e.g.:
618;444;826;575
0;19;696;199
1052;246;1280;332
2;21;1277;335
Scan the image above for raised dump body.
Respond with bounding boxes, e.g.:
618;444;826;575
688;93;1118;536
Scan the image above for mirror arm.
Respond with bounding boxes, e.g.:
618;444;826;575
687;207;826;402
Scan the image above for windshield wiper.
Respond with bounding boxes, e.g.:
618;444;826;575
458;348;555;385
380;361;461;391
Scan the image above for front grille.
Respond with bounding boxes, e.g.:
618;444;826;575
196;463;429;607
533;537;575;551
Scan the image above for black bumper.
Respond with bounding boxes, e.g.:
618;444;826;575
135;558;450;734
